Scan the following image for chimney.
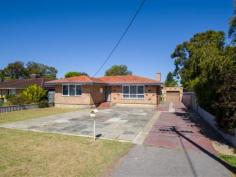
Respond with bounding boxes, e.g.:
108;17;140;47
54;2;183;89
156;72;161;82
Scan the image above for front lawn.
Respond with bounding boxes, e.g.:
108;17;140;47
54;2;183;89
0;107;77;124
0;128;131;177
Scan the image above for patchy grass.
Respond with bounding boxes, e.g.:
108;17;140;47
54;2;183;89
0;128;132;177
219;155;236;168
0;107;77;124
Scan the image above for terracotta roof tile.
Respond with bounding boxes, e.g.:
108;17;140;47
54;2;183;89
99;75;160;84
46;75;103;84
46;75;161;85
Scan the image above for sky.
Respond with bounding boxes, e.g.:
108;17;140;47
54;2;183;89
0;0;233;80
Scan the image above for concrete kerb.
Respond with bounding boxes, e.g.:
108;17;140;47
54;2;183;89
133;111;161;144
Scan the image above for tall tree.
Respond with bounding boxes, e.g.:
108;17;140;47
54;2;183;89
229;0;236;44
164;72;178;87
105;65;132;76
4;61;28;79
171;30;236;132
26;61;57;80
214;46;236;131
65;71;88;78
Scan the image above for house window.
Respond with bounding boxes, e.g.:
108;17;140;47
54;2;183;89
123;85;144;99
62;84;82;96
8;89;16;96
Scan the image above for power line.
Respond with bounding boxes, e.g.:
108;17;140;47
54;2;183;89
93;0;147;76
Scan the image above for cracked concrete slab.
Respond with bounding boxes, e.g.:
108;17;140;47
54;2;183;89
0;106;156;142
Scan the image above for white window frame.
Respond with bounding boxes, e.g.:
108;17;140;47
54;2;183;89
62;84;82;96
122;85;145;99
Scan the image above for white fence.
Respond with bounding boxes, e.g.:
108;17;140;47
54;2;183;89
182;92;236;147
0;104;39;113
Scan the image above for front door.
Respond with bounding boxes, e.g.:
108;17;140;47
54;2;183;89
105;86;111;102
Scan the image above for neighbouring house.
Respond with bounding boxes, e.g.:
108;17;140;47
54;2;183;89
162;86;183;102
0;77;50;101
45;73;163;108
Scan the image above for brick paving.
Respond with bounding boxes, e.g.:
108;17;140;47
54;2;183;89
145;102;221;155
113;102;231;177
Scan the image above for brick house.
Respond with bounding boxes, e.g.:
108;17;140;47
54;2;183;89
0;78;46;99
46;74;162;108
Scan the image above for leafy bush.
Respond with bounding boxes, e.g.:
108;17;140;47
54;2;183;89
20;84;47;103
6;95;31;105
38;100;49;108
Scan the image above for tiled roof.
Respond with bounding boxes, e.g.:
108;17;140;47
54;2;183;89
99;75;160;84
46;75;161;85
0;78;45;89
46;75;103;84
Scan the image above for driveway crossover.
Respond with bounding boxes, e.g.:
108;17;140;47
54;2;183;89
113;103;232;177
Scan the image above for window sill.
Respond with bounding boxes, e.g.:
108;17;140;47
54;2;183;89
62;95;82;97
122;98;145;100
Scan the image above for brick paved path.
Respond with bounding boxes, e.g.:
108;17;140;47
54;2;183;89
113;102;232;177
145;102;221;155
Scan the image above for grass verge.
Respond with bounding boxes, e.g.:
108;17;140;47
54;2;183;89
0;128;132;177
219;154;236;168
0;107;77;124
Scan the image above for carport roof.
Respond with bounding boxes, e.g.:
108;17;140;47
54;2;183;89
46;75;162;85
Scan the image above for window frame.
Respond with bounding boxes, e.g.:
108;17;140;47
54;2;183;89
62;84;82;96
8;89;16;96
122;85;145;100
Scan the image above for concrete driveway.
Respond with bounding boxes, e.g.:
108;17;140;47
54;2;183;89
112;103;232;177
0;106;157;142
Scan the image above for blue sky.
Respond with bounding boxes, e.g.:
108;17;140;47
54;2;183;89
0;0;233;80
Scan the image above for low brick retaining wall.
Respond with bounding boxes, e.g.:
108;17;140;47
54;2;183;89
0;104;39;113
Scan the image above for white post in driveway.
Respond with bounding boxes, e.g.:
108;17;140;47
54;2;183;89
90;110;98;141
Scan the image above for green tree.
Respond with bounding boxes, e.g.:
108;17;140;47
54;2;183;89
164;72;178;87
0;70;5;82
64;71;88;78
105;65;132;76
229;0;236;44
213;46;236;132
26;61;57;80
4;61;28;79
171;30;236;132
21;84;47;103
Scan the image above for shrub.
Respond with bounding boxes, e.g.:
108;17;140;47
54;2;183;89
21;84;47;103
6;95;31;105
38;100;49;108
